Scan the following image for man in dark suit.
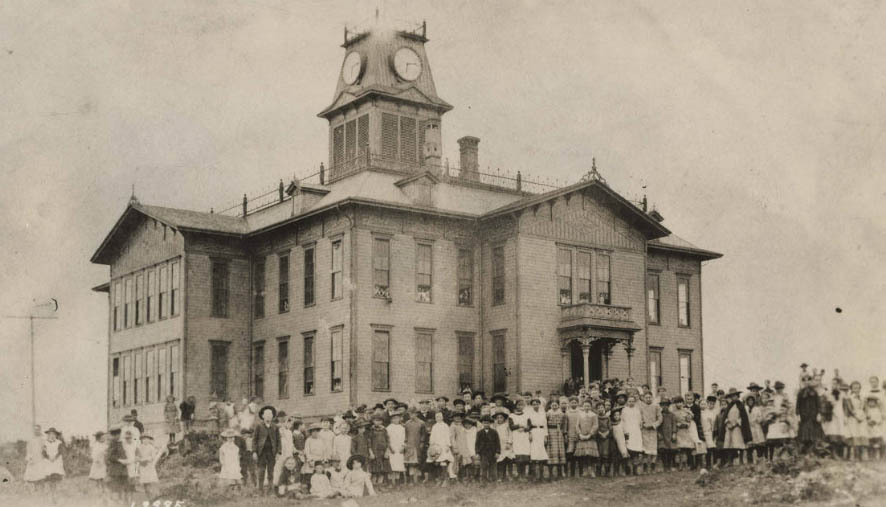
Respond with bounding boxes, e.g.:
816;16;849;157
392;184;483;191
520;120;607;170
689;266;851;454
475;415;500;482
252;406;279;493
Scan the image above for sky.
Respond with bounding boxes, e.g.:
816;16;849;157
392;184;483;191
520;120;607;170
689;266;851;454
1;0;885;441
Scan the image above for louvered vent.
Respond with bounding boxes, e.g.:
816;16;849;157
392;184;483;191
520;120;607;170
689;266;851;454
357;114;369;157
382;113;398;160
418;120;427;160
400;116;417;162
333;125;345;167
345;119;357;161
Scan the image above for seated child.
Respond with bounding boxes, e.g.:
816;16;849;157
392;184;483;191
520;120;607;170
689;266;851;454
276;457;303;498
342;455;376;498
310;461;338;499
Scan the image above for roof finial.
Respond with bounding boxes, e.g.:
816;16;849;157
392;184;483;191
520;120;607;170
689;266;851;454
129;183;139;205
580;157;606;184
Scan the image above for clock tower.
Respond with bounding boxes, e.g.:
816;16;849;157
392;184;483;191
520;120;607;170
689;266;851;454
318;21;452;182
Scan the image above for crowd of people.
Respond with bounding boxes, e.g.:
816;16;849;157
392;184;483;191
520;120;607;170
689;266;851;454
20;365;886;504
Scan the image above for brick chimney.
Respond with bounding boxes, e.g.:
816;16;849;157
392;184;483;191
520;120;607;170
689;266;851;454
457;136;480;182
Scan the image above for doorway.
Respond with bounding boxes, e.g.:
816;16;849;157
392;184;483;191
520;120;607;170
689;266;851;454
569;340;603;385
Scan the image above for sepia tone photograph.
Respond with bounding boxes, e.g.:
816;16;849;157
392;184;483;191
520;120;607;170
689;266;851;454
1;1;885;506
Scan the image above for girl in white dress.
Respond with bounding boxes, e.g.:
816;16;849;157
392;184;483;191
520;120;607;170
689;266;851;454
845;381;868;461
273;418;294;487
88;431;108;493
23;425;45;488
138;435;163;499
386;412;406;484
508;400;531;479
427;412;455;485
526;398;549;480
620;395;644;473
218;429;242;487
41;428;66;503
493;412;515;480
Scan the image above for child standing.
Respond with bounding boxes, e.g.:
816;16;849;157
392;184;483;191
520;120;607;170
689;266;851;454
449;413;468;480
163;395;179;444
493;412;514;481
23;425;46;489
545;400;567;479
333;421;352;465
865;395;883;460
463;417;479;481
508;400;532;480
386;412;406;485
273;417;295;488
350;420;371;473
218;429;241;488
302;424;326;482
657;399;677;471
319;418;336;461
88;431;108;493
594;402;612;476
404;408;428;484
564;397;581;478
639;392;662;474
701;396;718;468
475;415;500;482
621;394;644;475
137;434;162;499
106;427;131;504
673;396;696;469
610;408;629;476
428;412;456;486
41;428;65;502
342;455;376;497
746;395;767;462
367;415;391;485
573;400;599;477
526;399;549;481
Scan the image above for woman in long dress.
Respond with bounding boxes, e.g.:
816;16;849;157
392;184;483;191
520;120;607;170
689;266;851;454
427;412;455;485
23;425;45;488
620;394;644;474
508;401;532;479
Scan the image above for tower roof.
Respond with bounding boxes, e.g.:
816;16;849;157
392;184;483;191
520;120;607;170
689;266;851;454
318;24;452;119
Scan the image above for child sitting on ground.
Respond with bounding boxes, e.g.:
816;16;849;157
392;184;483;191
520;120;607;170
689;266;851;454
342;455;376;498
310;461;338;499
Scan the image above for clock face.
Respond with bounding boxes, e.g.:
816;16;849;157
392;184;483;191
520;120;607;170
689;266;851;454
393;47;422;81
342;52;363;85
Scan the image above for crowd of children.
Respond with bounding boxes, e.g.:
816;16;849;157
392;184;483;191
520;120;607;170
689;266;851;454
22;365;885;503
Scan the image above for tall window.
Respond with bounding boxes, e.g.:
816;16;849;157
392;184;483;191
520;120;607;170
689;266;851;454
253;342;265;399
647;273;660;324
493;332;506;393
159;265;168;319
577;252;592;303
145;349;155;403
124;278;133;328
649;348;662;393
373;238;391;299
278;338;289;399
278;252;290;313
457;248;473;306
133;350;142;404
457;333;474;391
123;354;131;406
492;246;505;305
557;248;572;305
415;243;432;302
254;258;265;319
112;357;120;408
157;346;166;402
330;328;343;392
677;277;690;327
303;334;315;395
331;240;343;300
147;270;156;323
596;253;611;305
372;328;391;391
135;274;144;325
113;282;121;331
303;246;315;306
170;344;179;398
211;260;229;317
210;342;229;401
170;261;180;316
415;331;433;392
679;350;692;394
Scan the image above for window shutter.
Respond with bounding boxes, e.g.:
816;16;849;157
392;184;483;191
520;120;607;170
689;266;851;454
357;114;369;156
333;125;345;167
400;116;416;162
345;119;357;161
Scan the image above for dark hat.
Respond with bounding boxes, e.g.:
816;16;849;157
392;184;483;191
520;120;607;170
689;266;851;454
383;398;399;406
109;426;122;435
706;395;717;402
221;428;238;438
726;388;742;397
354;405;367;414
373;403;385;410
354;419;370;428
491;393;508;403
44;427;61;436
460;386;473;395
473;391;486;399
800;363;808;368
480;415;493;423
615;390;628;399
671;395;685;404
342;410;356;420
276;410;288;419
122;414;135;423
610;407;623;415
463;417;477;426
259;405;277;419
436;396;449;402
93;431;105;440
529;398;541;405
659;398;671;406
773;381;785;390
453;399;466;407
346;454;366;471
493;411;508;420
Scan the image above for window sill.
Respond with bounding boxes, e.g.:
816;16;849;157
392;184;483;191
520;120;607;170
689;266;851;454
416;300;433;304
456;304;474;308
303;392;315;397
331;389;343;394
331;297;343;302
373;296;392;302
678;325;691;329
303;303;316;309
647;321;661;326
371;388;391;393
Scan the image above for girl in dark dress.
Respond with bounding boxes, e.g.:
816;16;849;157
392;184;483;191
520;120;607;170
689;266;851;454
796;375;824;454
367;415;391;484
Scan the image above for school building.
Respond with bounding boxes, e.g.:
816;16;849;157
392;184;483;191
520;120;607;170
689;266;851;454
90;21;721;432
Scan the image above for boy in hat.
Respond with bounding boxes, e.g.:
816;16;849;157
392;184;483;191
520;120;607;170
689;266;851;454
657;398;676;471
252;405;279;493
475;415;500;482
435;396;451;422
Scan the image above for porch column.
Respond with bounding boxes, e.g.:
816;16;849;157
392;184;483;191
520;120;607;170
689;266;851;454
560;348;570;385
581;341;591;391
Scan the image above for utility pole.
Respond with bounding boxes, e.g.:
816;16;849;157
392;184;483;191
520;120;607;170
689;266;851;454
5;298;58;428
